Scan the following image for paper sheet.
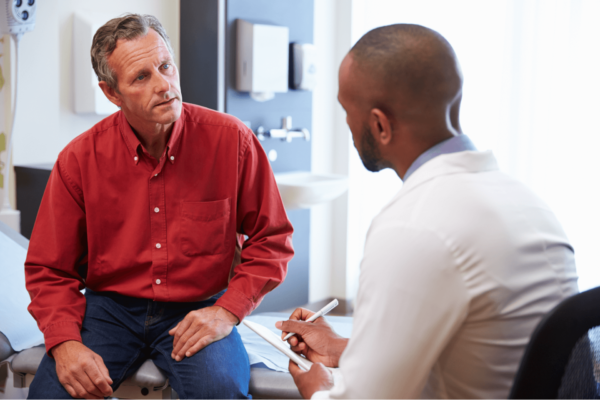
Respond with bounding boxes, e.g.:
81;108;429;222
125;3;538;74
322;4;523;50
243;319;313;371
0;232;44;351
239;313;353;373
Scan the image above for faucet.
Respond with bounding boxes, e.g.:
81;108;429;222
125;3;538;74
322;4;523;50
256;117;310;142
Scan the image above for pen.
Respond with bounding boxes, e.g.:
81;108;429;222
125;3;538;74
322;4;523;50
282;298;339;341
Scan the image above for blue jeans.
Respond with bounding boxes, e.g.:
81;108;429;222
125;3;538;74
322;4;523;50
28;289;251;399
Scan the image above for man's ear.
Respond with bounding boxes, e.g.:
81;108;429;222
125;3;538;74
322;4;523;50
369;108;393;146
98;81;122;108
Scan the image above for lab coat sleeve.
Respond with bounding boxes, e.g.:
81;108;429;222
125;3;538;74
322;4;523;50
25;151;88;356
215;129;294;321
323;223;469;399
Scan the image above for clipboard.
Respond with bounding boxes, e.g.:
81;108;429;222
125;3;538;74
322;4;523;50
243;319;313;371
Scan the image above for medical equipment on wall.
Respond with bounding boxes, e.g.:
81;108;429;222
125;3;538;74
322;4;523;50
0;0;36;36
236;19;289;102
0;0;37;230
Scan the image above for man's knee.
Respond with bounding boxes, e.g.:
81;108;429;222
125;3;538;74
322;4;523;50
184;364;249;399
171;335;250;398
27;354;73;399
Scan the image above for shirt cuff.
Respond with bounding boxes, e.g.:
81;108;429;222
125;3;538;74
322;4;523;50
215;287;255;323
312;390;331;399
43;321;82;357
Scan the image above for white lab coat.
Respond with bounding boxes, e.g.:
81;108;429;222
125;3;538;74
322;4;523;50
314;150;578;399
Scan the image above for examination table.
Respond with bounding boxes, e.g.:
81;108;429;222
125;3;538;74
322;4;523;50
0;221;353;399
1;313;353;399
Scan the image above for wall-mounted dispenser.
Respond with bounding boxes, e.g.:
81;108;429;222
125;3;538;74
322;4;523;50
236;19;289;102
291;43;316;91
73;13;119;115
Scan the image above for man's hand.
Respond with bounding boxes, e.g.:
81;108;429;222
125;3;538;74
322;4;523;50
289;360;334;399
169;305;239;361
276;308;348;368
51;340;113;399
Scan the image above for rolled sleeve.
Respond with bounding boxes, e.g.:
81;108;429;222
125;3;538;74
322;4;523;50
226;130;294;320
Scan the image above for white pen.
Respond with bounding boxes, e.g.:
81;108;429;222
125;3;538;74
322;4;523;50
282;299;339;341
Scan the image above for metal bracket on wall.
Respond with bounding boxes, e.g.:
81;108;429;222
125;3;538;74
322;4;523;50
256;116;310;143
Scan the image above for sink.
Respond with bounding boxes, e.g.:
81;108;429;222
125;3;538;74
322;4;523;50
274;171;349;210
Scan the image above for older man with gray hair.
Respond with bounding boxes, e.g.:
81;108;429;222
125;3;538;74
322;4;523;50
24;13;294;399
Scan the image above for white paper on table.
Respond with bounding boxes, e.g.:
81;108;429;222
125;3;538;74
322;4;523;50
0;232;44;351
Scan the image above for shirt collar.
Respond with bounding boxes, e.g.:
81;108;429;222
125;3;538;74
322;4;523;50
403;134;477;181
118;107;186;165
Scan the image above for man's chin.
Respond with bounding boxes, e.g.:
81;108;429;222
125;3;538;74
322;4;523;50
153;101;183;124
362;160;383;172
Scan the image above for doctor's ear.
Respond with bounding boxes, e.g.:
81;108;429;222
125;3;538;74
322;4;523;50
99;81;123;108
369;108;393;146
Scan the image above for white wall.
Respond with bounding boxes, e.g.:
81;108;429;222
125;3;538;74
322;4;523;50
309;0;353;302
11;0;180;166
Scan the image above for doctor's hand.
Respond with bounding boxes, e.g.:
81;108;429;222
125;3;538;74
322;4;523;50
276;308;348;368
51;340;113;399
289;360;334;399
169;305;239;361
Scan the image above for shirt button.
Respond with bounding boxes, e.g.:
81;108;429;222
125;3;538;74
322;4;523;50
170;156;175;161
154;207;159;213
156;279;161;285
134;156;138;161
154;174;158;177
156;243;161;249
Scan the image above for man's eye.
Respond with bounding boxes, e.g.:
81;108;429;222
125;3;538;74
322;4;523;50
136;75;145;81
163;64;170;70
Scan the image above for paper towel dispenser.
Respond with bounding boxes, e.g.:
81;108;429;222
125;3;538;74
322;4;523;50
236;19;289;102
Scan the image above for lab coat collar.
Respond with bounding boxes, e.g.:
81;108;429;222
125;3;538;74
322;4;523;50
403;134;477;181
393;150;499;202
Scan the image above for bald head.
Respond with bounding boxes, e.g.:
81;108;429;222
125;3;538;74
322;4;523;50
349;24;462;114
338;24;465;179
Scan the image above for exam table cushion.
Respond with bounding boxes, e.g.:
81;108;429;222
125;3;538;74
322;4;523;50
0;332;15;362
6;312;352;398
10;346;169;389
9;347;300;399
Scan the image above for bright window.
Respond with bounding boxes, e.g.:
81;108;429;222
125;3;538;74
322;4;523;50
346;0;600;294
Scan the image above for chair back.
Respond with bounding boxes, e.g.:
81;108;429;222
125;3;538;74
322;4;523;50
509;287;600;398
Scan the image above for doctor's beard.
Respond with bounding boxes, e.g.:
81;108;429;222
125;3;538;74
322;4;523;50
358;124;386;172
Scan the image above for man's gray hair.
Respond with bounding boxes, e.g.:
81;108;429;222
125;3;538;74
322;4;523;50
91;13;174;90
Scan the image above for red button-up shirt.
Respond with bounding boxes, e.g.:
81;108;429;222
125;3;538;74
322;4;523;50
25;103;294;352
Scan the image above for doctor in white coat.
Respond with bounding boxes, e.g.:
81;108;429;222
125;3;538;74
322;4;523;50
278;24;579;399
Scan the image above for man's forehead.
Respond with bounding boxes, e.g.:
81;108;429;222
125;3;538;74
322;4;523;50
339;55;362;97
110;30;170;70
339;53;389;109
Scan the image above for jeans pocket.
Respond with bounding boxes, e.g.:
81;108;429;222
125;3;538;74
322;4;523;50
181;199;231;256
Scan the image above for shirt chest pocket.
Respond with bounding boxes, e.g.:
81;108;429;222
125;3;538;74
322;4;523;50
181;199;231;256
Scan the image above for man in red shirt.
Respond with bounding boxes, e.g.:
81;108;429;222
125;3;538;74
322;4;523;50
25;14;293;399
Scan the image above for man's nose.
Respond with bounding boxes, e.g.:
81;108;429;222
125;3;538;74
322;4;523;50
153;71;171;93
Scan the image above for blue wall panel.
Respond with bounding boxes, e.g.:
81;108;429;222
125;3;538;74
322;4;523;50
181;0;314;313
